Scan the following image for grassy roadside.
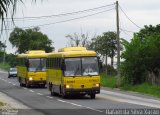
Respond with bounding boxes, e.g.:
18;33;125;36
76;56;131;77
0;63;10;71
121;83;160;98
100;72;117;88
100;72;160;98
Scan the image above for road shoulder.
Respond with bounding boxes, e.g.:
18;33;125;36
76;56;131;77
101;87;160;101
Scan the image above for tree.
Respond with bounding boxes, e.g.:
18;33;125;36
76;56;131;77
121;24;160;85
66;32;90;48
90;32;117;67
0;41;6;51
9;27;54;53
0;0;37;29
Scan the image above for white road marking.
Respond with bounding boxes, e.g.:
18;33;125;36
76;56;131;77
29;90;34;92
57;99;66;103
57;99;103;112
57;99;82;107
8;82;12;84
46;96;53;99
100;90;160;108
12;84;16;86
69;102;82;107
23;88;27;90
37;93;43;95
83;106;103;112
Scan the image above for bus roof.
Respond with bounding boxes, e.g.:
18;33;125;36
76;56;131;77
17;50;47;58
58;47;86;52
48;47;97;58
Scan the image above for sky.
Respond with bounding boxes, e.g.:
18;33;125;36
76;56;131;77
1;0;160;53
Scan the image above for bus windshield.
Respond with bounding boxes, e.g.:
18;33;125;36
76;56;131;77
28;58;46;72
64;57;99;76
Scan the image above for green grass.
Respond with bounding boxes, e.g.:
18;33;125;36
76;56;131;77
100;72;117;88
100;72;160;98
121;83;160;98
0;63;11;71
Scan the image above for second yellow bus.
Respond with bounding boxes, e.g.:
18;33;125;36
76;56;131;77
17;50;47;87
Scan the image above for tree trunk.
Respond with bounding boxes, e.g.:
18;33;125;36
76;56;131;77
151;71;156;85
111;56;114;68
105;55;108;65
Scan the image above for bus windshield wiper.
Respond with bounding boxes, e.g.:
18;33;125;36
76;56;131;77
74;67;79;76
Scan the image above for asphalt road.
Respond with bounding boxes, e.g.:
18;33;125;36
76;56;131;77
0;71;160;115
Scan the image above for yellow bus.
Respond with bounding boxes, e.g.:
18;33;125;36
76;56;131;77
17;50;47;88
47;47;100;99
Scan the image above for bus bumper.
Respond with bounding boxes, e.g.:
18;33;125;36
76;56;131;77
64;88;100;95
28;80;46;85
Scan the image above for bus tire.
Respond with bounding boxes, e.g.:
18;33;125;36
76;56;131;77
19;77;23;87
61;93;67;99
51;85;55;96
90;94;95;99
61;88;67;98
25;79;30;88
49;83;52;91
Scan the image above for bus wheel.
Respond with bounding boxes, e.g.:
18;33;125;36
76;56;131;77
49;83;52;91
51;91;55;96
25;80;30;88
51;86;55;96
90;94;95;99
61;90;67;98
19;78;23;87
61;93;67;99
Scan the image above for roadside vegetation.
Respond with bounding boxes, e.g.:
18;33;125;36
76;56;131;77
0;63;10;71
100;72;160;98
0;51;16;71
121;83;160;98
100;72;117;88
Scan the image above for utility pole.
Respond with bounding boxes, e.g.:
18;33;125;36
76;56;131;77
116;1;121;87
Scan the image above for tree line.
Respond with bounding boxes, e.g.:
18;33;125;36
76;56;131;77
121;24;160;86
0;0;160;86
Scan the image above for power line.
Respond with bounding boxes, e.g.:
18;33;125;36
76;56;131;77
119;5;142;29
3;8;115;31
120;28;135;33
5;3;114;20
120;29;133;38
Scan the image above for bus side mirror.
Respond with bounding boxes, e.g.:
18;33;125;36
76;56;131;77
61;62;66;71
25;60;29;68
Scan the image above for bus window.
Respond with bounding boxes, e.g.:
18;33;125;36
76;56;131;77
28;58;46;72
64;58;81;76
82;57;99;76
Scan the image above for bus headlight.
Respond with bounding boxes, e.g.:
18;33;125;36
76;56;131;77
29;77;33;81
96;83;100;87
65;84;73;89
66;85;70;88
93;83;100;87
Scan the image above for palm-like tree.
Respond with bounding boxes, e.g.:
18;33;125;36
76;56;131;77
0;0;36;29
0;0;19;25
